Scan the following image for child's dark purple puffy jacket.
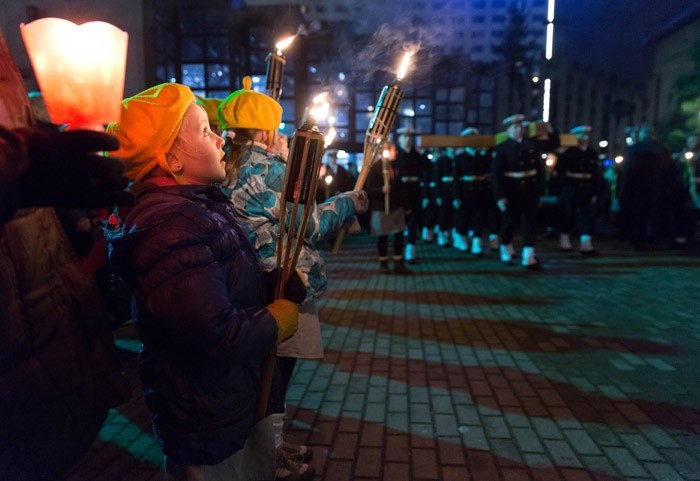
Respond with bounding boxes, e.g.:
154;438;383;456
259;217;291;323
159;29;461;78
109;180;280;465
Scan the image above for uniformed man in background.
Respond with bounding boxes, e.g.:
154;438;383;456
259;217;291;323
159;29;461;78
395;126;430;263
453;127;496;255
551;125;603;254
492;114;554;270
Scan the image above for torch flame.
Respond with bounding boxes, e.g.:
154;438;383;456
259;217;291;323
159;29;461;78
396;51;414;80
312;92;328;104
324;127;337;148
275;35;295;54
309;93;330;122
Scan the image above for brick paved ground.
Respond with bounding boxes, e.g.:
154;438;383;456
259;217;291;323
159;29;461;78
66;232;700;481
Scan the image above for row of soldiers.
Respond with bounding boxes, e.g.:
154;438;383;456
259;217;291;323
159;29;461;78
371;115;604;272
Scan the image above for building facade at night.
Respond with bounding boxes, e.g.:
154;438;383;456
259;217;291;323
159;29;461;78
1;0;645;152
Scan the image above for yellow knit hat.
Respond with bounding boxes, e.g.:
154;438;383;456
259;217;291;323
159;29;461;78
195;95;223;127
218;76;282;133
107;83;196;181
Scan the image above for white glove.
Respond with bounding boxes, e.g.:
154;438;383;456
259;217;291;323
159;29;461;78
344;190;369;214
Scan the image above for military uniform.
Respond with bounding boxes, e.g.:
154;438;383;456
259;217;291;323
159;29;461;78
493;115;556;269
454;147;496;254
395;132;430;262
552;133;603;253
422;153;441;243
434;150;456;246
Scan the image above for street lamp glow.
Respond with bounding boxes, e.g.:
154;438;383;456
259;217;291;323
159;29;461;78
684;151;694;160
532;75;540;83
545;23;554;60
599;140;608;148
547;0;556;22
615;156;624;164
542;78;551;123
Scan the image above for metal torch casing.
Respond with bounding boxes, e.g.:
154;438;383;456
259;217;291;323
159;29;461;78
366;80;404;147
284;125;326;204
265;51;286;101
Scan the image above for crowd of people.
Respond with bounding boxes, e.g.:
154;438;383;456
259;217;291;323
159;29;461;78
332;118;698;272
2;23;699;481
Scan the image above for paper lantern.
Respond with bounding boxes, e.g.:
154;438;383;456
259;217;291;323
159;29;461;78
21;17;128;130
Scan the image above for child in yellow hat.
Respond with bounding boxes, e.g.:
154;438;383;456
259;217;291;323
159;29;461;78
219;77;368;481
105;82;302;481
195;94;224;135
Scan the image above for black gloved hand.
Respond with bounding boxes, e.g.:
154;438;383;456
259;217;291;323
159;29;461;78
15;128;134;209
264;268;308;304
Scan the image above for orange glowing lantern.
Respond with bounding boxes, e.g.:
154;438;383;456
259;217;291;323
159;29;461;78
20;17;128;131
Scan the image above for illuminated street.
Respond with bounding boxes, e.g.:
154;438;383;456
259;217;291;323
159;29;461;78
68;233;700;481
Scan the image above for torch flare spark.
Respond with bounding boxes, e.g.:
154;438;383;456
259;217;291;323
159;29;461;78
396;51;414;81
275;35;295;54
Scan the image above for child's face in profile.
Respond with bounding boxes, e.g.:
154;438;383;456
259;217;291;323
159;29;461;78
170;104;226;185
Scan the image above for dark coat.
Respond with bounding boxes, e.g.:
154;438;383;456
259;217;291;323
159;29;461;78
552;146;603;203
365;159;406;212
454;149;493;197
108;181;279;466
395;147;430;204
434;154;455;200
492;138;547;200
1;208;129;481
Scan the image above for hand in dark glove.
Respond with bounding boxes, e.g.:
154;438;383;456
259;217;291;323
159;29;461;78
264;268;308;304
14;128;134;208
0;126;30;188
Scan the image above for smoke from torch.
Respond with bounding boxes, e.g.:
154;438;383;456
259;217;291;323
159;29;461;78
331;50;414;253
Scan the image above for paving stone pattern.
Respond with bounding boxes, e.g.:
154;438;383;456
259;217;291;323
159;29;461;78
67;234;700;480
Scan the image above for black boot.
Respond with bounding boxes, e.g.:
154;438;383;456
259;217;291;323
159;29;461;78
379;259;391;274
393;258;411;275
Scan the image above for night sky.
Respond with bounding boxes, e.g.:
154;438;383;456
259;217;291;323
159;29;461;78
556;0;699;85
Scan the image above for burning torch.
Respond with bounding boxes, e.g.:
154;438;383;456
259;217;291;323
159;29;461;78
331;50;413;253
382;147;391;215
266;35;295;101
254;99;335;420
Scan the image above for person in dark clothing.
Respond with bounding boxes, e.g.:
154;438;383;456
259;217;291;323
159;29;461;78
395;126;430;263
317;150;355;203
492;115;557;270
453;127;497;255
1;28;133;481
433;147;456;247
619;125;676;249
366;141;411;274
105;83;302;481
422;150;440;244
551;125;604;254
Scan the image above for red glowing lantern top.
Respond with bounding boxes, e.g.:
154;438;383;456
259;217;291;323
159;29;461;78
20;17;128;130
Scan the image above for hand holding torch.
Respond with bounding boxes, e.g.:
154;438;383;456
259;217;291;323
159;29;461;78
254;113;332;420
382;148;391;215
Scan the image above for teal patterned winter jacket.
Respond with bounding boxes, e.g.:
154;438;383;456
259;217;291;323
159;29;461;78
224;144;357;298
